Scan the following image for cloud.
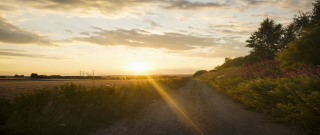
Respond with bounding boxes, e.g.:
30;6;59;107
1;0;313;18
164;36;250;58
168;47;250;59
0;16;59;46
272;0;313;12
7;0;157;17
0;49;28;52
0;5;18;12
250;12;292;20
65;29;73;34
91;26;103;30
215;29;250;35
71;28;218;51
144;19;162;27
0;49;67;60
79;32;90;36
161;0;228;10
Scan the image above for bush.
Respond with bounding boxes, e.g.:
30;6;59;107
214;56;246;70
198;60;320;133
193;70;207;78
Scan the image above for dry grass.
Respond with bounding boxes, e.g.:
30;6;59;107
0;79;147;99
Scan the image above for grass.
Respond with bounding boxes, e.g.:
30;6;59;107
0;77;188;135
197;60;320;134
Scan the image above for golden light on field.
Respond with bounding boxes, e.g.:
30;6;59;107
125;62;149;72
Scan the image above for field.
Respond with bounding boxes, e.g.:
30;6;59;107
0;77;189;135
0;79;148;99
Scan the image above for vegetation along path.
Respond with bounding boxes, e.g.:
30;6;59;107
91;79;305;135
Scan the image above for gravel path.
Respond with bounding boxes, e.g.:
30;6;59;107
91;79;305;135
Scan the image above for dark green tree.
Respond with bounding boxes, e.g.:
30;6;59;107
292;0;320;36
245;18;285;62
193;70;207;78
276;0;320;70
276;23;320;70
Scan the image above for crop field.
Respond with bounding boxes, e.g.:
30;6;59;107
0;79;147;99
0;77;188;135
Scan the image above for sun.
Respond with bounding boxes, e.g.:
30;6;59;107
127;63;148;72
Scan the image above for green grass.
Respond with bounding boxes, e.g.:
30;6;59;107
0;77;188;135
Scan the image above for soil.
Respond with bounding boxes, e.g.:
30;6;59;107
90;79;306;135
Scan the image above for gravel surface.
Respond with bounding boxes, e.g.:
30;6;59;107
91;79;305;135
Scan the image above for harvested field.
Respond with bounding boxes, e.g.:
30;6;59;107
0;79;147;99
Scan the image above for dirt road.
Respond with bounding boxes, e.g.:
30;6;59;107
91;79;305;135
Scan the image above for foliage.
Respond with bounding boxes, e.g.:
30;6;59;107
198;60;320;133
276;26;320;70
0;77;188;135
213;57;246;70
292;0;320;36
245;18;286;62
192;70;208;78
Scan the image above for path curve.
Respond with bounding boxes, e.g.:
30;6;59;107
91;79;305;135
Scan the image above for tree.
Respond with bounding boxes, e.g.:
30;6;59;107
30;73;38;78
276;25;320;70
193;70;207;78
276;0;320;70
246;18;285;62
290;0;320;37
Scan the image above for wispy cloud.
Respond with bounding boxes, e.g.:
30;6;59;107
161;0;228;10
0;5;17;12
144;19;162;27
0;49;67;60
65;29;73;34
70;28;218;51
0;0;313;17
0;16;59;47
79;32;90;36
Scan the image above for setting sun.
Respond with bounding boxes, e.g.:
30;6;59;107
126;63;149;72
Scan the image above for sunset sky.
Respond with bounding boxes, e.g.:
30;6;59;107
0;0;314;76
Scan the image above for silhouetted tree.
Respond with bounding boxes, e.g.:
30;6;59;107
292;0;320;36
30;73;38;78
276;0;320;70
277;21;320;70
246;18;284;63
193;70;207;78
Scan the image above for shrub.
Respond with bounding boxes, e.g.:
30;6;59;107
193;70;207;78
198;60;320;133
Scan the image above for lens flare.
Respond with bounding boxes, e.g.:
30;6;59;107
143;72;204;135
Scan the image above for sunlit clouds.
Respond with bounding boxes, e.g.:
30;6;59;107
0;0;315;75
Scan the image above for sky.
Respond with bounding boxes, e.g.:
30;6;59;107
0;0;315;76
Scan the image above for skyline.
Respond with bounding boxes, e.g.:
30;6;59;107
0;0;315;76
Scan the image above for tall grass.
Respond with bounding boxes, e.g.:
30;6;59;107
198;60;320;133
0;77;188;135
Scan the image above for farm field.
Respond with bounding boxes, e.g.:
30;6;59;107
0;79;147;99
